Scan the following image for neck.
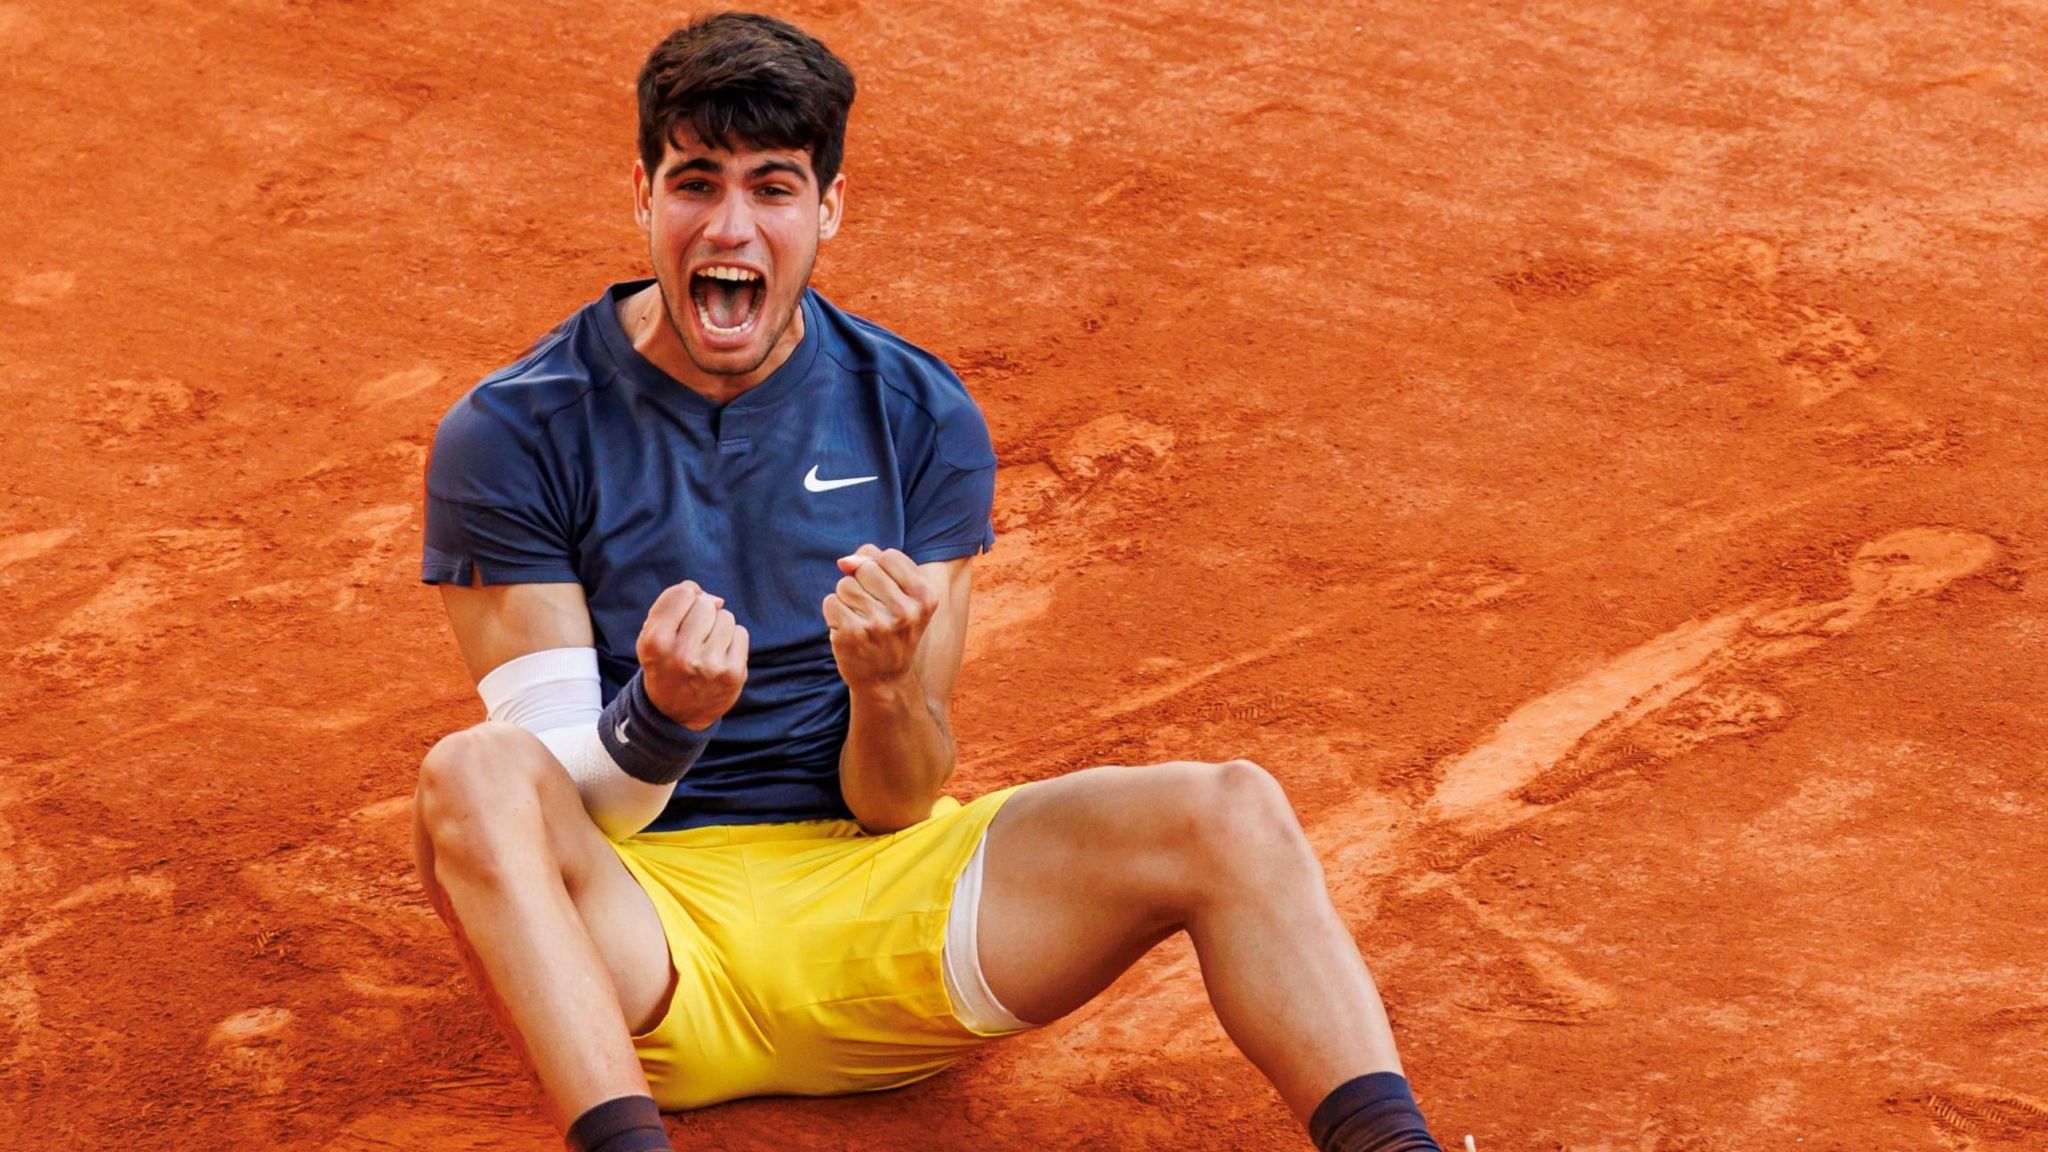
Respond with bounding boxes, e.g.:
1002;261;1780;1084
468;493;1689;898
619;281;805;406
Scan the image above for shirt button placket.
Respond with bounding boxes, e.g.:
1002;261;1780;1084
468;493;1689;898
716;409;751;456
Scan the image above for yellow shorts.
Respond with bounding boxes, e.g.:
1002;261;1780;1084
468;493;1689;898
607;786;1025;1110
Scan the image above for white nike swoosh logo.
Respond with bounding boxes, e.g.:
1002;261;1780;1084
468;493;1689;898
804;465;878;493
614;719;630;744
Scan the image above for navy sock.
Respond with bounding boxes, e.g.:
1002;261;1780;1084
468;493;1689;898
565;1094;670;1152
1308;1072;1443;1152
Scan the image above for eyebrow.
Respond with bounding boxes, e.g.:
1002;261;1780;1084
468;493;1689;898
664;157;812;185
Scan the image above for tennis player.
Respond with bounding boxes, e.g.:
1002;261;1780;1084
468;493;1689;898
415;14;1443;1152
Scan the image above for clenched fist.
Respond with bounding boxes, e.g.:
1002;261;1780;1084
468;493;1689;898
822;544;938;690
637;580;749;730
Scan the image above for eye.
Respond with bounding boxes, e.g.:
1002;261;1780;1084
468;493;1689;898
758;185;794;198
677;179;713;194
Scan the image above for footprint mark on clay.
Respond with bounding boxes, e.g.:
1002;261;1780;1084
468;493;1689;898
240;799;457;1035
1049;529;2005;1049
8;269;74;306
1493;256;1613;302
12;527;250;682
237;502;417;612
1513;738;1664;807
1213;690;1286;725
1378;560;1528;612
330;503;417;611
1512;683;1788;808
1055;414;1176;512
1918;1085;2048;1145
352;366;443;408
1386;527;1997;1019
1435;883;1618;1023
1423;526;1999;858
1971;1004;2048;1033
0;527;74;573
974;414;1175;654
2;869;174;1067
207;1007;297;1097
1684;236;1879;407
1454;952;1599;1023
1422;824;1531;874
81;378;203;444
1681;239;1942;463
1920;63;2018;91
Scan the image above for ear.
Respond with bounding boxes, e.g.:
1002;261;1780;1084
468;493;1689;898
632;157;654;232
817;171;847;241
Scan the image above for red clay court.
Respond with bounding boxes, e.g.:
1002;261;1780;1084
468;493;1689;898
3;1;2045;1148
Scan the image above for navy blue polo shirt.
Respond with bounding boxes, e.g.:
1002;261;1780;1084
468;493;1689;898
421;280;997;831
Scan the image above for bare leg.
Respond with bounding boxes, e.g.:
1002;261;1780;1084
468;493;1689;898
412;722;675;1130
977;759;1402;1121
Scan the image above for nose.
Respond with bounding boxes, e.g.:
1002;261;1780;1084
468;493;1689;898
703;187;756;248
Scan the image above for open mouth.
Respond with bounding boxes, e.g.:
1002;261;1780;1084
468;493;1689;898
689;265;765;343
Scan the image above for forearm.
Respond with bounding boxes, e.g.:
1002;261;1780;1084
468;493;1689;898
480;648;700;842
839;673;954;833
534;726;673;841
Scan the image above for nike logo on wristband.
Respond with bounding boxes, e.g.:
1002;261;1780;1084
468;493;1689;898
614;719;631;744
804;465;878;493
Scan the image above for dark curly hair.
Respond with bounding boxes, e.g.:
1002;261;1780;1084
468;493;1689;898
636;13;857;190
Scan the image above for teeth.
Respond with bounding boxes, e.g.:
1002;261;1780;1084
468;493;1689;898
696;266;761;282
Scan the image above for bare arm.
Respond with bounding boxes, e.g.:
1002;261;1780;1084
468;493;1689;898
440;581;594;683
828;549;975;833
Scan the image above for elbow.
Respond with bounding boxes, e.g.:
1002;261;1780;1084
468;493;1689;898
843;776;948;835
847;796;933;836
837;730;956;834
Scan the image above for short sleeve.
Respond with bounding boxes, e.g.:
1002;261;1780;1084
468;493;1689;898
900;392;998;565
421;391;580;586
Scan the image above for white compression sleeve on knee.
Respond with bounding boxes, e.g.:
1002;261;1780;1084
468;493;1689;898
476;647;675;841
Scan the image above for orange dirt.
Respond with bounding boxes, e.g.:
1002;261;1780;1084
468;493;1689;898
4;1;2045;1149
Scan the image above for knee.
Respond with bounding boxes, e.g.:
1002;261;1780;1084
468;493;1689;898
1175;759;1313;876
414;722;551;854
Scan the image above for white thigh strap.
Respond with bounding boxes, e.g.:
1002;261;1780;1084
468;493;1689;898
942;831;1035;1035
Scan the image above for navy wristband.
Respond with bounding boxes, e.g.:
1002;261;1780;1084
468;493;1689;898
597;670;716;785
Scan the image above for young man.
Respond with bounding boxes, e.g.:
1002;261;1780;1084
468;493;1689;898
415;13;1444;1152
